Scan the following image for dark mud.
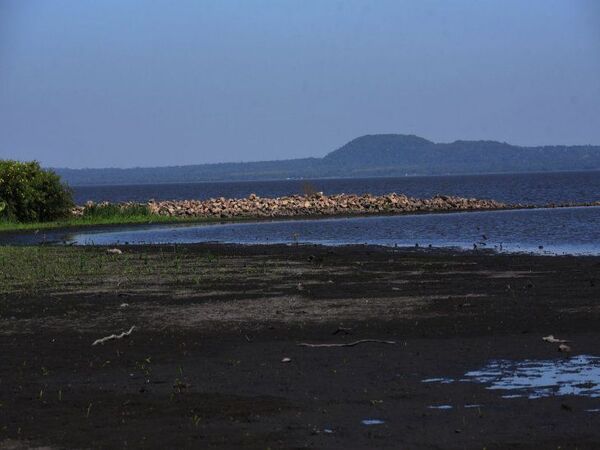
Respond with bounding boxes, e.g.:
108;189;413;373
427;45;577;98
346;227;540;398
1;244;600;449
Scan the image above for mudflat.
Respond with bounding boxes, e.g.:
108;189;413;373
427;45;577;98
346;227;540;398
1;244;600;449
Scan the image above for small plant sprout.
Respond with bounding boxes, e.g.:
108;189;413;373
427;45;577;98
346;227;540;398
191;414;201;427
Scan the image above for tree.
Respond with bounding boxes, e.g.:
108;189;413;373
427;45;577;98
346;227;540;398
0;160;74;222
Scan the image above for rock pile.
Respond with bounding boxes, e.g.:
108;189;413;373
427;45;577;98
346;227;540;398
73;192;508;219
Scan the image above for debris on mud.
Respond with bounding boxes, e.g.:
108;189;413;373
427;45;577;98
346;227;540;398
298;339;396;348
92;325;136;346
543;335;570;344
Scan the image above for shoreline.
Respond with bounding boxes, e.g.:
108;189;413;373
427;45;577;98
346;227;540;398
1;206;515;241
2;192;510;234
1;190;598;236
2;243;600;448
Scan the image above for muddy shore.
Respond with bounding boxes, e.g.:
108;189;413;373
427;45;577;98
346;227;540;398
1;244;600;448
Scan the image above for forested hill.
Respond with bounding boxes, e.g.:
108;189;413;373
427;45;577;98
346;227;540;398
55;134;600;185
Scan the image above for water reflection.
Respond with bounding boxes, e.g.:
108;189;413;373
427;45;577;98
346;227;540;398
361;419;386;426
425;355;600;399
463;355;600;399
64;207;600;255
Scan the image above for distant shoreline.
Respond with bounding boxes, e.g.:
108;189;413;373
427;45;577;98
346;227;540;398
54;134;600;186
63;168;600;188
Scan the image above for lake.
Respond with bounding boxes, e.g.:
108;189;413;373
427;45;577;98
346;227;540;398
56;206;600;255
3;172;599;254
72;171;600;206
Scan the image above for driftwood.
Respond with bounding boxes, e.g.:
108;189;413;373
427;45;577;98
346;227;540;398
92;326;136;346
298;339;396;348
542;335;570;344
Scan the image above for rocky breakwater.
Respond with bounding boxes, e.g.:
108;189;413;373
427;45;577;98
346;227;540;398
139;192;506;218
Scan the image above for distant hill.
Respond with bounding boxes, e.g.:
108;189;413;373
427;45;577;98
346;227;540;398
55;134;600;185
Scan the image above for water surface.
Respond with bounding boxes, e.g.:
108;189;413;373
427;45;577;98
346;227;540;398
72;171;600;206
463;355;600;399
424;355;600;400
66;206;600;255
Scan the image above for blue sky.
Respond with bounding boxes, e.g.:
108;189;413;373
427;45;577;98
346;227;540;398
1;0;599;168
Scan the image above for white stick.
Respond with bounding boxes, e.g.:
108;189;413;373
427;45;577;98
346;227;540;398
92;326;136;346
298;339;396;348
542;335;570;344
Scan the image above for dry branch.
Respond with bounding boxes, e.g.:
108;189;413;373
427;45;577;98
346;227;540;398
92;325;136;346
298;339;396;348
542;335;570;343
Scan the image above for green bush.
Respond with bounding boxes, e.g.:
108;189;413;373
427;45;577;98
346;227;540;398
0;160;74;222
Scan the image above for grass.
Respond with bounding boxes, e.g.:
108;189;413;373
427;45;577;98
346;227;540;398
0;244;295;299
0;246;136;294
0;245;223;296
0;204;215;232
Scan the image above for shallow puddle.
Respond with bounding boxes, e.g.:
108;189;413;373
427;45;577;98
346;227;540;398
422;377;454;384
425;355;600;399
361;419;385;426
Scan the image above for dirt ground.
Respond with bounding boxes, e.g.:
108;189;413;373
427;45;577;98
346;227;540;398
1;243;600;449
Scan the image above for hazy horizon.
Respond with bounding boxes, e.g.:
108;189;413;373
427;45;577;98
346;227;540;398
1;0;600;169
52;133;600;171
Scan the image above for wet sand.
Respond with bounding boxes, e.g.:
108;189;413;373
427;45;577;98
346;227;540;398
1;244;600;448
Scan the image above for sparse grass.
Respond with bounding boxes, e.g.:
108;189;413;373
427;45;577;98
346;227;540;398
0;245;255;297
0;246;142;295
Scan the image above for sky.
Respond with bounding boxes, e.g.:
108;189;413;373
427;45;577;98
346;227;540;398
1;0;600;169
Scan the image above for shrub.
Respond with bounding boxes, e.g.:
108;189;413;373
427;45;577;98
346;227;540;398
0;160;74;222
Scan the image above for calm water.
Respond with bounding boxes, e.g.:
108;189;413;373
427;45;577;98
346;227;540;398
72;171;600;206
424;354;600;400
3;172;598;252
66;206;600;255
463;355;600;399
